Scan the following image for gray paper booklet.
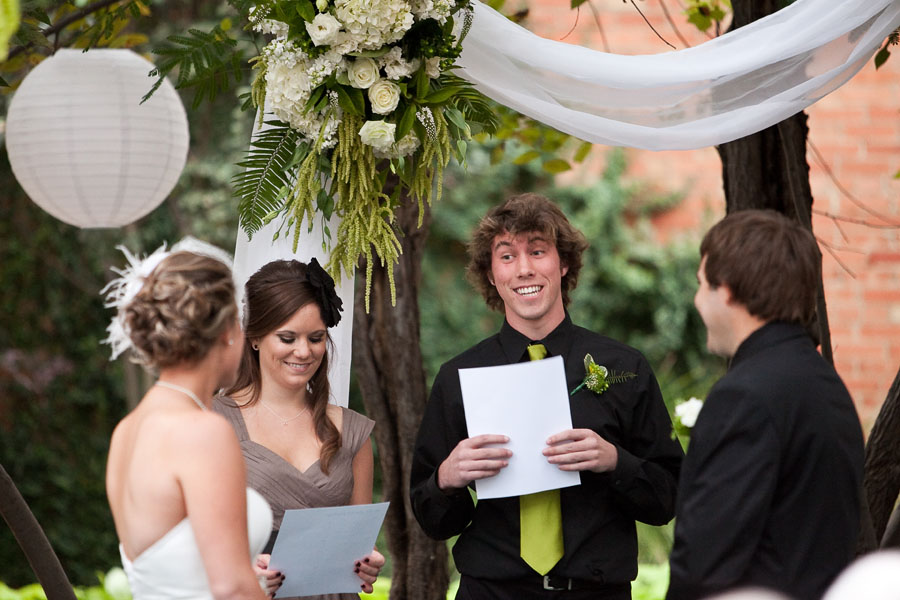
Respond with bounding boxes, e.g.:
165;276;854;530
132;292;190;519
270;502;389;598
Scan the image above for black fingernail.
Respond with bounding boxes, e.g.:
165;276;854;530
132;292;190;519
354;568;359;573
364;558;370;563
355;561;361;567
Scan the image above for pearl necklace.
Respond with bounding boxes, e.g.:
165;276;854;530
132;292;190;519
260;400;309;426
155;381;207;411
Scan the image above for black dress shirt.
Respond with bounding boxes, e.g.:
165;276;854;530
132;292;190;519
410;314;683;584
667;322;865;600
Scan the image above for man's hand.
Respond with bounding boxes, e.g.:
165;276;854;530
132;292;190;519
544;429;617;473
437;434;512;492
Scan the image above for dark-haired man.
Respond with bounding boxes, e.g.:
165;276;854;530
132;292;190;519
411;193;683;599
667;210;865;600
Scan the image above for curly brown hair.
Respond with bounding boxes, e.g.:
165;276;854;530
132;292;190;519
466;193;589;311
224;260;341;475
124;252;237;370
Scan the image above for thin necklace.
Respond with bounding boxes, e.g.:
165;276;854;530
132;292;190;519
155;381;207;411
260;400;308;426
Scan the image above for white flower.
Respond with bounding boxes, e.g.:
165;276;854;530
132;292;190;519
306;13;342;46
424;56;441;79
674;397;704;428
335;0;414;51
374;131;421;158
368;79;401;115
348;58;380;89
104;567;131;600
411;0;453;23
380;46;419;80
316;0;329;10
359;120;396;151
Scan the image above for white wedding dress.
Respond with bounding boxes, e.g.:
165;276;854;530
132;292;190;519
119;488;273;600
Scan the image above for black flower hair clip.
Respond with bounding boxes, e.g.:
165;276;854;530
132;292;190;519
307;257;343;328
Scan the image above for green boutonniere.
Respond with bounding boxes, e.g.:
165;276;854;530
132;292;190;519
570;353;637;396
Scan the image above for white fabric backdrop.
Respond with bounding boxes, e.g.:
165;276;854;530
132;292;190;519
458;0;900;150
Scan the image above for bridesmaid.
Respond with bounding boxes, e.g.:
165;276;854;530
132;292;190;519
214;259;384;600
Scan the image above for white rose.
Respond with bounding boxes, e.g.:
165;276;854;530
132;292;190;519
305;13;342;46
359;120;396;151
368;79;401;115
675;397;704;429
425;56;441;79
316;0;328;10
348;57;380;89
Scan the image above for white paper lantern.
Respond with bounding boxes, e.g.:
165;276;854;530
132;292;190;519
5;49;189;228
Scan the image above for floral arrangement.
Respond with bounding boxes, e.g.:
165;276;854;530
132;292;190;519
235;0;497;308
672;396;704;441
570;354;637;396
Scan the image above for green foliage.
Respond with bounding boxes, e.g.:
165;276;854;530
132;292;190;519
874;27;899;69
683;0;731;33
145;23;243;108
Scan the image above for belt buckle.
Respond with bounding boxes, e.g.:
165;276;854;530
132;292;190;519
542;575;572;591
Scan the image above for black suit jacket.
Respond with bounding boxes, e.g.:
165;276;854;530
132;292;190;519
410;314;683;584
667;322;865;600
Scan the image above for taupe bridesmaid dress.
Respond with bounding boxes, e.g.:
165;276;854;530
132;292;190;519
215;396;376;600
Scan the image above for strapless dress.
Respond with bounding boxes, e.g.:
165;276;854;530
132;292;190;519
119;488;273;600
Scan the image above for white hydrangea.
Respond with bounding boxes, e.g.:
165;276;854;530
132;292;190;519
379;46;420;80
411;0;454;23
373;131;421;158
335;0;414;51
309;51;347;88
263;41;340;148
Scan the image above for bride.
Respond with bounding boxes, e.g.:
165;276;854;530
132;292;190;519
104;245;280;599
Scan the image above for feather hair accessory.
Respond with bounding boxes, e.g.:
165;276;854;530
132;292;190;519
100;237;234;360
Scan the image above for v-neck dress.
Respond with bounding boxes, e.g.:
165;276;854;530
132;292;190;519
214;396;375;600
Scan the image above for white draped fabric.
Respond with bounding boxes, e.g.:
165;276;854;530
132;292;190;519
458;0;900;150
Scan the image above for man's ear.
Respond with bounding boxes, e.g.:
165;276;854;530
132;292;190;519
560;263;569;278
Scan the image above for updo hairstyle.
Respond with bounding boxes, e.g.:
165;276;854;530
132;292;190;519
124;251;237;370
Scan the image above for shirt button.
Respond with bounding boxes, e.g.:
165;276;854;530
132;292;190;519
591;567;603;577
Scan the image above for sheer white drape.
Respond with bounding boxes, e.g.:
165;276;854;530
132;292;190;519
458;0;900;150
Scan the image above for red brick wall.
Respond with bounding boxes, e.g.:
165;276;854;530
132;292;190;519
519;0;900;428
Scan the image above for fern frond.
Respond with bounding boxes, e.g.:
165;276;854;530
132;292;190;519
143;25;243;106
233;122;300;238
607;371;638;384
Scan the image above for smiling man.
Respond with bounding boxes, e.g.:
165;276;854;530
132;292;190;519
410;194;683;599
666;210;865;600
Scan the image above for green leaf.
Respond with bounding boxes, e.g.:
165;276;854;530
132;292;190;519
424;86;464;105
542;158;572;174
234;123;300;237
445;107;468;132
296;0;315;22
305;85;326;113
571;0;589;7
396;103;417;140
0;76;8;87
335;85;364;116
874;46;890;70
513;151;541;165
893;169;900;179
317;188;334;219
574;141;593;163
414;66;429;100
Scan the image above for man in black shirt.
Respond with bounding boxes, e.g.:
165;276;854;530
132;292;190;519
666;210;865;600
410;194;683;599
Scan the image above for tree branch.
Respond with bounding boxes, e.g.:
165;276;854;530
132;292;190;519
7;0;124;61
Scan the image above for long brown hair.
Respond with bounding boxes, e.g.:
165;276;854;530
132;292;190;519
225;260;341;474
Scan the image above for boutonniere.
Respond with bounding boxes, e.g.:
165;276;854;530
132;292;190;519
570;354;637;396
671;396;704;442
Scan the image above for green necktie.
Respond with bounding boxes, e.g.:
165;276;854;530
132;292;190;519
520;343;564;575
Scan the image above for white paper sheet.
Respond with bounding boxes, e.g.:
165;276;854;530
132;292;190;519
458;356;581;499
269;502;389;598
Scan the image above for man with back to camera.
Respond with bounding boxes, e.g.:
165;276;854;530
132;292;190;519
410;193;683;599
666;209;865;600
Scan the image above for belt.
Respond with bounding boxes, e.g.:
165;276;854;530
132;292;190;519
518;574;628;592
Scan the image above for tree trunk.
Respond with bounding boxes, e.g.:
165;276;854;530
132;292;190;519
352;195;449;600
862;364;900;548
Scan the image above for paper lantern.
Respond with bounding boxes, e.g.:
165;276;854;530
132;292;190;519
5;49;189;228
